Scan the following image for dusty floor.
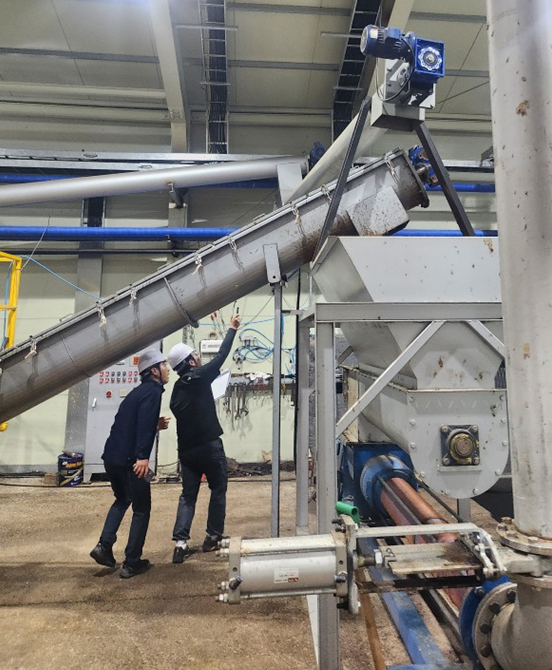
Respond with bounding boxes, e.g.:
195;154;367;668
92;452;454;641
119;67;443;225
0;475;466;670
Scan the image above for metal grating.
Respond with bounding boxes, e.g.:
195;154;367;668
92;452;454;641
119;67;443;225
332;0;382;140
198;0;229;153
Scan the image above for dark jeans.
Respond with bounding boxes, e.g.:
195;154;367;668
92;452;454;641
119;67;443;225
172;437;228;542
100;462;151;566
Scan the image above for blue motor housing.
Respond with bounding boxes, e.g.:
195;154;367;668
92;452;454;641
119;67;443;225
360;25;445;90
339;442;415;520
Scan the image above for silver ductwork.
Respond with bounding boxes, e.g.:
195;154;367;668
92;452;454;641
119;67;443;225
0;157;306;207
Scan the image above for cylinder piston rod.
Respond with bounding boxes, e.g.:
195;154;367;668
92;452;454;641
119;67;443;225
216;534;349;604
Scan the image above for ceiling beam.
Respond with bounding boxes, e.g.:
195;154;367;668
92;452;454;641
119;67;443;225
0;82;166;102
410;11;486;23
150;0;189;151
0;47;158;63
183;58;339;71
227;3;351;15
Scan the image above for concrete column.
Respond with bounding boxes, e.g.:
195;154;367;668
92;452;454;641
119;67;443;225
487;0;552;538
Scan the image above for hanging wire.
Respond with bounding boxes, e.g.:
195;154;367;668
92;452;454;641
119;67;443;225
21;219;51;269
20;256;100;299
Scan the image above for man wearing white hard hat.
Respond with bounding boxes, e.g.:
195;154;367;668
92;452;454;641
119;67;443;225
168;312;240;563
90;349;170;579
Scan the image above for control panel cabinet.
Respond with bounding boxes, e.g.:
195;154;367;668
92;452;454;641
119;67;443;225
83;351;158;481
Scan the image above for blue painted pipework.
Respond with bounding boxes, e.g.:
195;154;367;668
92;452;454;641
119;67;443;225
427;183;495;193
339;442;415;520
0;226;238;241
394;229;497;237
459;576;511;670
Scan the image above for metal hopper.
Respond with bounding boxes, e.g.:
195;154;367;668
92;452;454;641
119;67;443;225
312;236;508;498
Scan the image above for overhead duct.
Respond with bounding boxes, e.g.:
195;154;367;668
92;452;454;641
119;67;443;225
0;157;307;208
0;150;428;422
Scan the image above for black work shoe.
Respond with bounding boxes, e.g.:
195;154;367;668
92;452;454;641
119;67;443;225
172;544;192;564
90;542;116;568
119;559;151;579
202;535;227;553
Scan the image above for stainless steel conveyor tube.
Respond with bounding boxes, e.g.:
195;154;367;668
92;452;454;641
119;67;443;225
0;150;428;422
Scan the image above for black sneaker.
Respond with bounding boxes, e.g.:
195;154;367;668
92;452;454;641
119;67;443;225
172;544;192;564
90;542;116;568
202;535;227;552
119;559;151;579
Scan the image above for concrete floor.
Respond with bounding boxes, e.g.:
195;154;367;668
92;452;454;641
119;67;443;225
0;475;461;670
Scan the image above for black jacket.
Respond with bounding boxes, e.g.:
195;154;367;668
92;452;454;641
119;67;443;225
170;328;236;453
102;379;164;466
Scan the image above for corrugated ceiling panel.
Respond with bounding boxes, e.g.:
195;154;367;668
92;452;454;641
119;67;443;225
234;14;320;62
439;77;490;116
310;15;355;63
53;0;156;56
305;70;340;108
0;55;83;85
0;0;69;49
182;64;207;107
77;61;162;89
234;68;312;107
462;28;488;71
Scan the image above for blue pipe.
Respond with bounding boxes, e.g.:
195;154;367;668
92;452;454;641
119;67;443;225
0;174;69;183
0;226;498;242
394;229;498;237
427;182;495;193
0;226;239;241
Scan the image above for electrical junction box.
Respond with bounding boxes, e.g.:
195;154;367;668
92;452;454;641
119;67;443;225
200;339;223;361
83;345;161;481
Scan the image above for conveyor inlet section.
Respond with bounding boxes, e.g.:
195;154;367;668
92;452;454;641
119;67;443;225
0;150;427;422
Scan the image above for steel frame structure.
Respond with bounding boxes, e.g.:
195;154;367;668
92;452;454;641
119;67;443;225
295;299;504;669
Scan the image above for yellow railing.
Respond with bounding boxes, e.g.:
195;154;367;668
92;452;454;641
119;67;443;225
0;252;22;431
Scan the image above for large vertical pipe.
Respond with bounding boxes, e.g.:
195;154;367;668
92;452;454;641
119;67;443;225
485;3;552;668
487;0;552;538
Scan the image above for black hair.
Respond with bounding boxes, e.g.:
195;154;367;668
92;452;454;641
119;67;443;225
140;362;162;382
175;354;195;376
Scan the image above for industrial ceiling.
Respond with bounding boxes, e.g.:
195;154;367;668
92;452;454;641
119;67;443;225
0;0;490;155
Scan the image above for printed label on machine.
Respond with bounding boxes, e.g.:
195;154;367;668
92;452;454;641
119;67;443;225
274;568;299;584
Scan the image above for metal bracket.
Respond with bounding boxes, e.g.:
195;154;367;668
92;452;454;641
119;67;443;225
167;182;185;208
263;243;282;285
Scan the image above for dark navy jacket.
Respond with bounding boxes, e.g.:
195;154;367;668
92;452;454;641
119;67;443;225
170;328;236;454
102;379;164;466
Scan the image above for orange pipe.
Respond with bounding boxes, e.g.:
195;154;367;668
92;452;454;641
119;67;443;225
380;477;466;609
385;477;458;543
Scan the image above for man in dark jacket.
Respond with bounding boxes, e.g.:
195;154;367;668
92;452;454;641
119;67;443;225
90;349;170;578
168;313;240;563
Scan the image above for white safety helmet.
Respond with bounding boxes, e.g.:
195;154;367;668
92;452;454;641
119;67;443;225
167;342;195;369
137;349;166;374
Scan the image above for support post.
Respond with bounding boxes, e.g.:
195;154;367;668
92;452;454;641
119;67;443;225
415;122;475;236
296;317;312;533
271;280;283;538
264;244;283;538
315;320;339;668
